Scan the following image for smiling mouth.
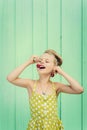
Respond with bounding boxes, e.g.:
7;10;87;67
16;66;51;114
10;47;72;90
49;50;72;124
36;64;46;69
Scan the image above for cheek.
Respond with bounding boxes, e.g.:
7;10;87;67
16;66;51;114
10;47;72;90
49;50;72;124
46;64;54;71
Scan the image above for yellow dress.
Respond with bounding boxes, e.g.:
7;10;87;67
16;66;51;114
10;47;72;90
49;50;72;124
27;81;64;130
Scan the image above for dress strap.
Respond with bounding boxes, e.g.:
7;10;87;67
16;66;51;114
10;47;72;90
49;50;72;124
51;82;56;90
33;80;37;92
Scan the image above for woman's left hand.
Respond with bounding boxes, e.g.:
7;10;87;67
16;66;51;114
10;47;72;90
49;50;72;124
53;66;64;75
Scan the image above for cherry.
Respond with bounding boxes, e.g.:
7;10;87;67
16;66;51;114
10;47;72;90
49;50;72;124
36;64;41;68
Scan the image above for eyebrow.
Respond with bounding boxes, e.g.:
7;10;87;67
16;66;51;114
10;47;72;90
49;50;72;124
39;57;49;60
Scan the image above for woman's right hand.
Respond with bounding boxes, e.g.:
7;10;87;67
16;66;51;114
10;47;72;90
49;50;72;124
29;55;40;64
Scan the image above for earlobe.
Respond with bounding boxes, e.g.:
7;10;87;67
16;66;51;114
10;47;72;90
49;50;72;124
51;72;54;77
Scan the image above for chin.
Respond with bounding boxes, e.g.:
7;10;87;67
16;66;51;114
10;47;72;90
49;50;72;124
38;71;51;77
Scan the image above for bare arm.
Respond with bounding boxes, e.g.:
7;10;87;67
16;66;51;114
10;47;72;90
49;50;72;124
54;66;84;94
7;56;39;88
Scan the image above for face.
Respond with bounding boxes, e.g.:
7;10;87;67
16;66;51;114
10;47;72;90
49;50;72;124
36;53;56;76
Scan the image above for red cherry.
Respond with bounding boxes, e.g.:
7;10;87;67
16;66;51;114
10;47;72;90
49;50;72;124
51;73;54;77
36;64;41;68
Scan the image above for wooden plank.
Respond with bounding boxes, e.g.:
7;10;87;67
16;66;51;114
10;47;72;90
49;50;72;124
0;0;16;129
83;0;87;130
62;0;82;130
48;0;61;52
15;0;33;130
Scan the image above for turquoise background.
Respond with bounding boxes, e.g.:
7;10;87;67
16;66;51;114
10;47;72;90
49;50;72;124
0;0;87;130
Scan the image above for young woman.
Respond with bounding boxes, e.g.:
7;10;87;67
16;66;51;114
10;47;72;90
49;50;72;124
7;49;84;130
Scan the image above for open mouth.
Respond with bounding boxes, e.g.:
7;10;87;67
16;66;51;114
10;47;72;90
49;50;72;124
36;64;46;69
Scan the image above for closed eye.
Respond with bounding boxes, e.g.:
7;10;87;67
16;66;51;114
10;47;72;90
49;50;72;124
39;58;42;62
45;60;49;63
39;57;50;63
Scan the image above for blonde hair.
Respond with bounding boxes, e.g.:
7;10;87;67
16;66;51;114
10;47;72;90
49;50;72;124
44;49;63;66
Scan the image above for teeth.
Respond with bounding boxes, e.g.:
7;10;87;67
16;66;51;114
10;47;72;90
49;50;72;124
36;64;45;69
40;66;45;69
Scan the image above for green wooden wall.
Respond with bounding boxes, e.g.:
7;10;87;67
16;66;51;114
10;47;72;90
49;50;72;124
0;0;87;130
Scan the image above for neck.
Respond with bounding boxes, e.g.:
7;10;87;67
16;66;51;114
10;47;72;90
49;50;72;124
38;75;51;85
38;75;52;95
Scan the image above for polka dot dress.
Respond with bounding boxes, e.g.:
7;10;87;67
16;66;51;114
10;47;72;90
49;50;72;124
27;81;64;130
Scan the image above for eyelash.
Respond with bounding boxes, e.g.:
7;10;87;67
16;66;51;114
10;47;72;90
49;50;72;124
45;61;49;63
39;59;49;63
39;59;42;62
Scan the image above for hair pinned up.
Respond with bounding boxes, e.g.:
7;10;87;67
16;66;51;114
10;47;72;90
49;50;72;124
44;49;63;66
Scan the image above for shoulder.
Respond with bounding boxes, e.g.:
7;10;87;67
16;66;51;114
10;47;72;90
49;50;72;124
27;79;35;87
27;79;37;89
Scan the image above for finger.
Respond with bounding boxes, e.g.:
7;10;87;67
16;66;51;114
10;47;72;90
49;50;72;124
33;57;36;63
33;56;40;63
53;68;57;73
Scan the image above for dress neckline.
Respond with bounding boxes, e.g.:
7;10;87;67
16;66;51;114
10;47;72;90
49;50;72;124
34;90;56;97
32;80;56;96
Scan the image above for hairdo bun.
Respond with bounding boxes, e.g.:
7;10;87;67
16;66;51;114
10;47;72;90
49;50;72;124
44;49;63;66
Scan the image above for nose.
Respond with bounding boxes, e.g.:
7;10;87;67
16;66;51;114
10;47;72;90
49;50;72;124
39;59;44;64
40;59;44;64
